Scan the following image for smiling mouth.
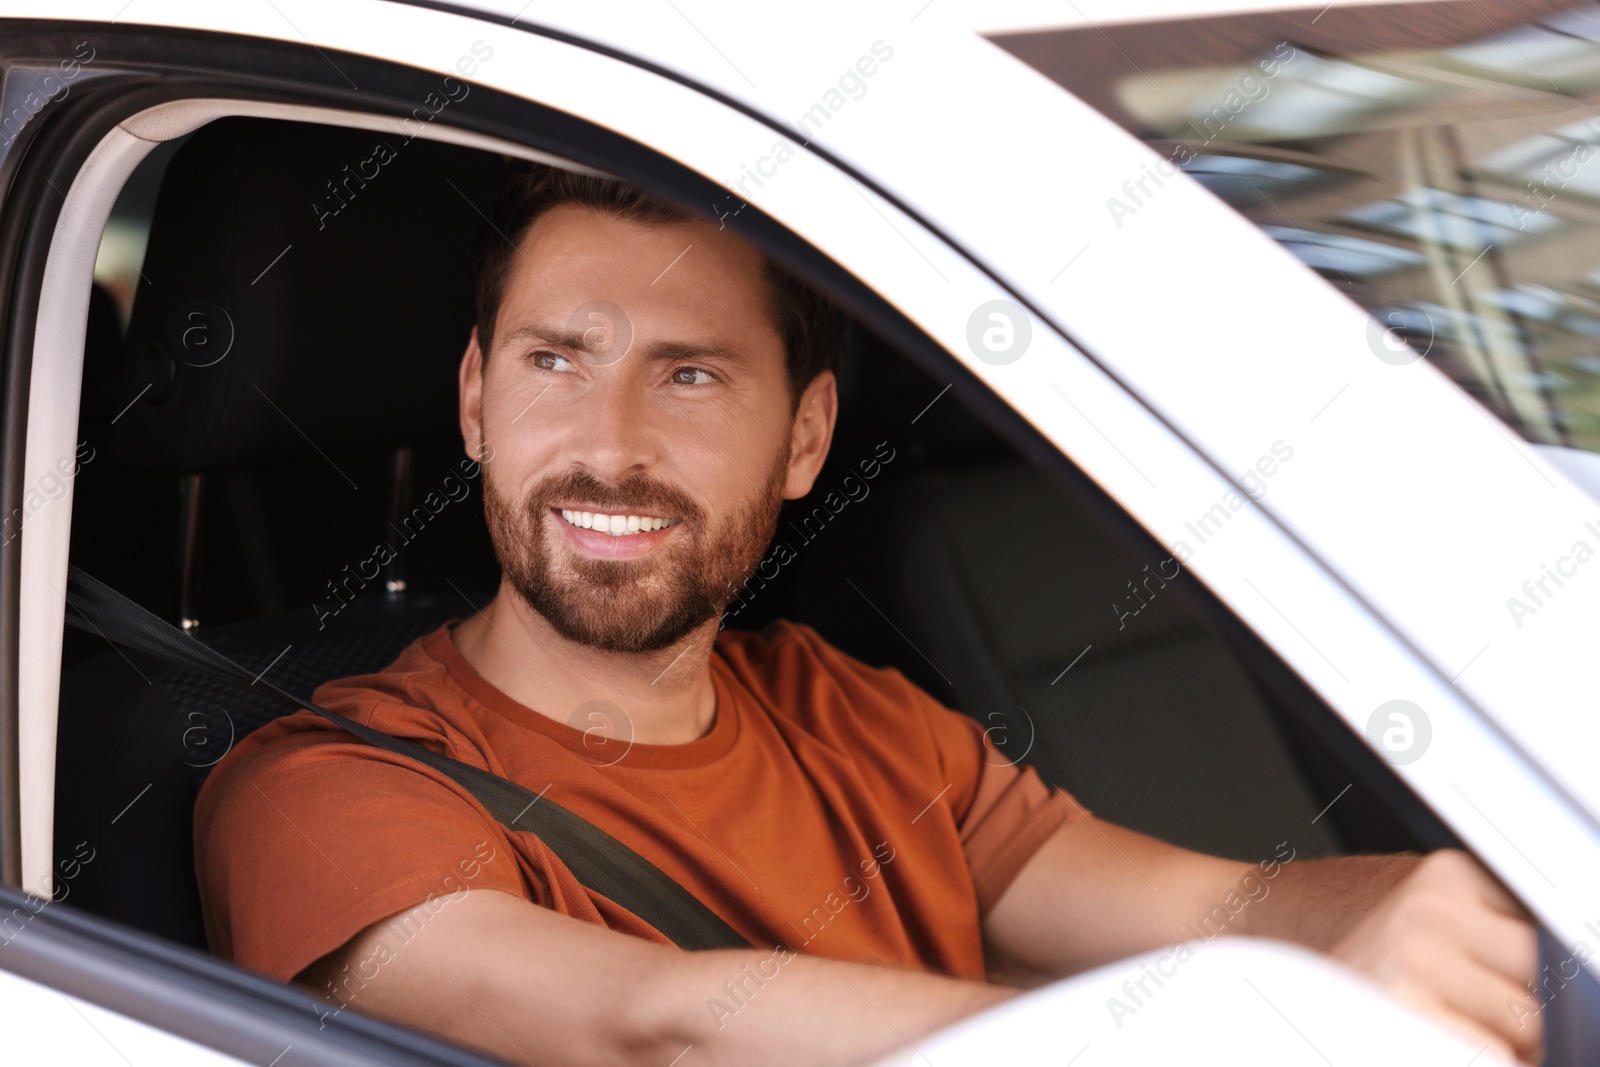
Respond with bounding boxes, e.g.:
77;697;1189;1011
557;508;682;537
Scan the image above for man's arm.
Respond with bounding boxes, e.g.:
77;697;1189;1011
978;807;1260;976
982;812;1542;1062
297;887;1015;1067
1252;848;1542;1062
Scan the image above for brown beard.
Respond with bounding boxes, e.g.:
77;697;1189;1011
481;443;790;653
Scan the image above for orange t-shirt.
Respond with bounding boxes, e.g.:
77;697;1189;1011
193;618;1080;984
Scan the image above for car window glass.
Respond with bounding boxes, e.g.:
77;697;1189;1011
991;1;1600;452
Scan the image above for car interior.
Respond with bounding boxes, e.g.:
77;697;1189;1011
49;112;1454;960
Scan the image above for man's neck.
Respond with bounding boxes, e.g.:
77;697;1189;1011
448;580;721;746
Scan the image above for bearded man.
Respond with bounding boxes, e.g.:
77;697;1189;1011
195;164;1543;1066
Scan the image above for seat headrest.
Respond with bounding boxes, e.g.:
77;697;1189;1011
114;116;508;472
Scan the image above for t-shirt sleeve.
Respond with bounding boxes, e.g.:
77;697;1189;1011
193;723;527;983
920;699;1085;916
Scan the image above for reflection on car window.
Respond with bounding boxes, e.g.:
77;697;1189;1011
993;1;1600;452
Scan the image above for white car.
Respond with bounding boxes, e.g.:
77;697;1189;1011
0;0;1597;1063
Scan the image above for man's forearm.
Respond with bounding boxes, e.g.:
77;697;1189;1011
303;889;1018;1067
628;946;1018;1067
1240;853;1421;949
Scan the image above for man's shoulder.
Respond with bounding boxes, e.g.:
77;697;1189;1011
714;617;879;685
714;618;949;729
307;620;460;716
196;623;477;807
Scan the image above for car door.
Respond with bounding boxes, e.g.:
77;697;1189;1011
1;1;1595;1064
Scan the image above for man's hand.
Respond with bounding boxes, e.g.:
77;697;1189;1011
1328;850;1541;1063
983;815;1547;1063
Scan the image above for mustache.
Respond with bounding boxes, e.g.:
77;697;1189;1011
522;468;704;524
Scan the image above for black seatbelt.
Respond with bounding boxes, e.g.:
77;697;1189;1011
62;564;751;952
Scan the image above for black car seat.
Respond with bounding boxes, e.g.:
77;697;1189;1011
55;116;507;948
785;349;1350;862
873;460;1343;860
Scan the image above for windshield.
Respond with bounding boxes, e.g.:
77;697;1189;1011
991;0;1600;452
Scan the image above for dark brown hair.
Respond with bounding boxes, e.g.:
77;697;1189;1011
473;162;846;408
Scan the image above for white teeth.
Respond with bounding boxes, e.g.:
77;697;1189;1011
559;509;681;536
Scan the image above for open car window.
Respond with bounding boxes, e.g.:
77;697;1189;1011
60;105;1434;929
56;111;1449;1059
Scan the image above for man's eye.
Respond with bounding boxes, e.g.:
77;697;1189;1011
670;366;717;385
531;350;573;372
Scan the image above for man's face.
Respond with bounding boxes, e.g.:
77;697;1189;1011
461;203;832;653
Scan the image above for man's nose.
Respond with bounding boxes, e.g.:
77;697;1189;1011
563;365;661;482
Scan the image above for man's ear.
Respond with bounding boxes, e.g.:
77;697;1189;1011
459;327;487;463
783;370;839;500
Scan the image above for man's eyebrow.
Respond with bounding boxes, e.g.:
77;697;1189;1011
497;321;752;366
498;322;590;351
